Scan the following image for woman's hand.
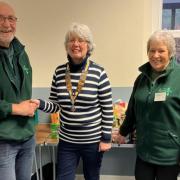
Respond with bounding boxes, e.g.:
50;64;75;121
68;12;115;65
117;133;126;144
112;130;126;144
99;142;112;152
30;99;40;108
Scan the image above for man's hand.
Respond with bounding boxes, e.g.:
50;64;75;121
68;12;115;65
12;100;38;117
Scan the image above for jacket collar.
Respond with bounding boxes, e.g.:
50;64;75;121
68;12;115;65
0;37;24;56
139;57;176;78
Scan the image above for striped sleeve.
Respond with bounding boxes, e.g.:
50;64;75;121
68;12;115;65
38;67;63;113
98;68;113;142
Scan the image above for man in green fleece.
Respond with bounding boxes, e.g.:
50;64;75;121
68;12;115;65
0;2;37;180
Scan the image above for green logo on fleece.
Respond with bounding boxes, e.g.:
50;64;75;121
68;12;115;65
23;65;29;74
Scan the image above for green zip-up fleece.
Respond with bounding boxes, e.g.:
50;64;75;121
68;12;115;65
0;38;35;141
120;58;180;165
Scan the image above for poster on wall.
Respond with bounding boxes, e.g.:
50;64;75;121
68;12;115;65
175;37;180;63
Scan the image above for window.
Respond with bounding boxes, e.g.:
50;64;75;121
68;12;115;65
162;0;180;30
162;0;180;63
175;38;180;63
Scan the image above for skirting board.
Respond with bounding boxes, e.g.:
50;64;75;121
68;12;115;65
75;175;180;180
75;175;134;180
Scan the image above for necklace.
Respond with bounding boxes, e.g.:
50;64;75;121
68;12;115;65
65;59;90;111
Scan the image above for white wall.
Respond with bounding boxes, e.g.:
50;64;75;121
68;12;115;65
5;0;162;87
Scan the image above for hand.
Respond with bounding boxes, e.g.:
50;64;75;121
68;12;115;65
117;133;126;144
30;99;40;108
111;128;119;143
12;100;38;117
112;130;126;144
99;141;112;152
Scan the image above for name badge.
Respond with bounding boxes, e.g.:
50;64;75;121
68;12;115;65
154;92;166;101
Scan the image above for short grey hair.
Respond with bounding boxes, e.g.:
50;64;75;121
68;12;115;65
147;30;176;58
64;22;95;55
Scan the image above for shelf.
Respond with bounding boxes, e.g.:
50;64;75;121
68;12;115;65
112;143;135;148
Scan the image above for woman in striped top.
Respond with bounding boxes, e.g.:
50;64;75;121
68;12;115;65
33;22;113;180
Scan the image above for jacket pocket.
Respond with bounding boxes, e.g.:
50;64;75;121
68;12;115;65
168;131;180;147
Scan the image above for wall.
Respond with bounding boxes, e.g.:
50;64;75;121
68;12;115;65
6;0;161;88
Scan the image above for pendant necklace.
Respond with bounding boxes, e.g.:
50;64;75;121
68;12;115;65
65;59;90;112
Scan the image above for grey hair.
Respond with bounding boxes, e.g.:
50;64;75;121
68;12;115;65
64;22;95;55
147;30;176;58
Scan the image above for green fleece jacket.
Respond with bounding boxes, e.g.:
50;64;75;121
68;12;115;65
120;58;180;165
0;38;35;141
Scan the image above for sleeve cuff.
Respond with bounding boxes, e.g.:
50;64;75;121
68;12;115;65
38;99;45;110
101;133;112;143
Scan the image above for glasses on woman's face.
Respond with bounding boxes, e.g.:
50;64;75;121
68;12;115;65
68;38;87;45
0;15;17;24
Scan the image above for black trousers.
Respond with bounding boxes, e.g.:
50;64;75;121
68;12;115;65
135;156;180;180
56;141;104;180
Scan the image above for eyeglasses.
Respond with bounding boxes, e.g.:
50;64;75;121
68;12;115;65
0;15;17;24
68;38;87;45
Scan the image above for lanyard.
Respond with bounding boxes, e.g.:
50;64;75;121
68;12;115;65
65;59;90;111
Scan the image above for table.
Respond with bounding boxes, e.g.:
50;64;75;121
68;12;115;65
35;123;59;180
34;124;135;180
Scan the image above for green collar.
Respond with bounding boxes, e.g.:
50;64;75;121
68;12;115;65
139;57;176;78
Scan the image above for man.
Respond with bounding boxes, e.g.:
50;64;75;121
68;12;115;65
0;2;37;180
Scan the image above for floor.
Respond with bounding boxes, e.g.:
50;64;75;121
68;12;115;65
76;175;134;180
76;175;180;180
100;176;134;180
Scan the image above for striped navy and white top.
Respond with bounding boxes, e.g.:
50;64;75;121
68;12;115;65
39;59;113;144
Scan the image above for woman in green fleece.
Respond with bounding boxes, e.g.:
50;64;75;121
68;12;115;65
117;30;180;180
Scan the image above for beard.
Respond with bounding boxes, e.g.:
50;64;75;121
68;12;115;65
0;32;14;47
